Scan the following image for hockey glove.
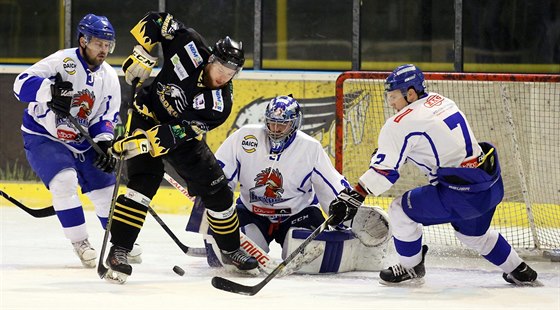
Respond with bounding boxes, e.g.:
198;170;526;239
94;140;117;173
328;188;365;226
48;73;73;117
110;129;152;160
122;45;158;85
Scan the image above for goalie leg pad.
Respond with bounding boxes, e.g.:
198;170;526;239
283;228;356;274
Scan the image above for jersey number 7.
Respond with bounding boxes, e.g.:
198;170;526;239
443;112;473;157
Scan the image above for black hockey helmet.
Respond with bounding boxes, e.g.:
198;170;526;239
211;36;245;71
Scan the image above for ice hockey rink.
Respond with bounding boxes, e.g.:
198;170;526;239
1;206;558;310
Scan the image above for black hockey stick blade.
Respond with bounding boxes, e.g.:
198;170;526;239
0;190;56;218
211;277;265;296
211;215;334;296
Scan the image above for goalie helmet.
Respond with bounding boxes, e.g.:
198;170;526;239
77;14;116;52
212;36;245;72
264;95;303;153
384;64;427;98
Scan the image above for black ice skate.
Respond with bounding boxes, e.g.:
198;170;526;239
502;262;542;286
105;245;132;284
379;245;428;286
221;248;259;275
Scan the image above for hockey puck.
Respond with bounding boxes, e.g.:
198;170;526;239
173;265;185;276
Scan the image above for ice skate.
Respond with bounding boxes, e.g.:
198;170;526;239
127;243;143;264
105;245;132;284
221;248;259;275
502;262;542;286
379;245;428;286
72;239;97;268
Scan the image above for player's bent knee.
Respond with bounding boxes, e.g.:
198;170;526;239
388;197;422;241
200;185;233;212
49;169;78;198
455;229;499;254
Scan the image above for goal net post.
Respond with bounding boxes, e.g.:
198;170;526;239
335;71;560;256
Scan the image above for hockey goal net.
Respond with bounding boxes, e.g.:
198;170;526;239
335;71;560;255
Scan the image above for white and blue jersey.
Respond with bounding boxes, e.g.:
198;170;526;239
215;124;350;221
359;92;483;196
14;48;121;153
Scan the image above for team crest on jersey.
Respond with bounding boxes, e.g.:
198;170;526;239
71;89;95;125
241;135;258;153
185;41;204;68
249;167;290;205
63;57;77;75
156;82;187;117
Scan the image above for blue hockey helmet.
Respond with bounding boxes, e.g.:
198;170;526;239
264;95;303;153
384;64;427;98
77;14;116;52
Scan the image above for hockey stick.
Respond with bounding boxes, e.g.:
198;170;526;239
97;78;139;279
211;214;334;296
161;173;286;271
146;205;206;257
0;190;56;218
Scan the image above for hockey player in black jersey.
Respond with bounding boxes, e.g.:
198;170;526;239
105;11;257;283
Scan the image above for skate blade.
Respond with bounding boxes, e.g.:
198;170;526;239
507;276;544;287
379;277;425;287
80;259;96;269
104;269;129;284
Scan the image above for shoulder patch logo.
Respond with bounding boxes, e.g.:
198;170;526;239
241;134;258;153
212;89;224;112
185;41;204;68
63;57;77;75
193;93;205;110
424;94;444;108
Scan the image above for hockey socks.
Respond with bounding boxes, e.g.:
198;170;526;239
110;190;149;250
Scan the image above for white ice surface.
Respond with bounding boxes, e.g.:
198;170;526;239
1;206;559;310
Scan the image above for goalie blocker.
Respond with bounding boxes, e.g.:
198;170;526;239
187;200;391;274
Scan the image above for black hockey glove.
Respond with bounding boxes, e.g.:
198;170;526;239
48;73;73;117
94;140;117;173
328;188;365;226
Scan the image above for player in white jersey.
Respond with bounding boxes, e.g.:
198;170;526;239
327;64;539;286
197;95;390;274
12;14;123;268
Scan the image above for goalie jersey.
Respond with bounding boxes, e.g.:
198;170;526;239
216;124;350;221
13;48;121;153
359;92;483;196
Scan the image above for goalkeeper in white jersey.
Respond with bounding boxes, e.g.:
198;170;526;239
202;95;390;274
327;64;539;286
12;14;123;268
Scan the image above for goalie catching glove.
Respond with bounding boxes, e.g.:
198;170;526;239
111;121;207;160
328;187;366;226
122;45;158;85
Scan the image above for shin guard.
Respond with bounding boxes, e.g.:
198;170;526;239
110;190;150;250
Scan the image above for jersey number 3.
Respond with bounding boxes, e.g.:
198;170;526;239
443;112;473;157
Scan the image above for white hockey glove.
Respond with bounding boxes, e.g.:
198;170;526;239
122;45;157;85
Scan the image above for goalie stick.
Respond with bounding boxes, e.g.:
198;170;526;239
211;214;334;296
0;190;55;218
